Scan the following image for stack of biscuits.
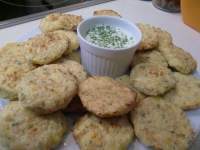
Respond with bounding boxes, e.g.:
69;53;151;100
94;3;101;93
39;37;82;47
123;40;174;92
116;22;198;150
0;13;86;150
0;9;199;150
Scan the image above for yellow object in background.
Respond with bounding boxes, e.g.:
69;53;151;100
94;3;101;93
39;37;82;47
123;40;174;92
181;0;200;32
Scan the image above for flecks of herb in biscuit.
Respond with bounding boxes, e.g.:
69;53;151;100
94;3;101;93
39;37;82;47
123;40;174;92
116;75;146;103
130;63;176;96
18;64;78;114
164;72;200;110
24;31;69;65
0;102;68;150
132;50;168;67
131;97;193;150
159;45;197;74
137;23;159;50
79;76;137;118
40;13;83;32
73;114;134;150
0;43;36;100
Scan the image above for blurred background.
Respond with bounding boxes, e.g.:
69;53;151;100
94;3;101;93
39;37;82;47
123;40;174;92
0;0;93;21
0;0;199;32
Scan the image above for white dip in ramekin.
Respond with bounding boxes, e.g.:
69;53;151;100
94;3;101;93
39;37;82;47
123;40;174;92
77;16;142;77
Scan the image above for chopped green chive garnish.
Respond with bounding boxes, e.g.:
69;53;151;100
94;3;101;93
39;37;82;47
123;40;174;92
85;24;134;49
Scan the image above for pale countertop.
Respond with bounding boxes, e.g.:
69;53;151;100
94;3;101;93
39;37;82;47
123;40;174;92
0;0;199;70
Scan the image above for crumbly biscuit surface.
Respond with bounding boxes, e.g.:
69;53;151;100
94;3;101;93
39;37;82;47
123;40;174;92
156;27;173;49
137;23;158;50
131;97;193;150
116;75;146;103
0;102;67;150
40;13;83;32
164;72;200;110
79;76;137;117
24;31;69;65
53;30;79;55
132;50;168;67
55;60;87;83
93;9;121;17
0;43;36;100
156;28;196;74
18;64;78;114
74;114;134;150
159;45;197;74
130;63;176;96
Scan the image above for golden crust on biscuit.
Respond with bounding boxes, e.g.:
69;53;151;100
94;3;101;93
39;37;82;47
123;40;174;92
156;27;173;49
18;64;78;114
164;72;200;110
116;75;146;103
0;102;67;150
130;63;176;96
55;60;87;83
156;28;196;74
132;50;168;67
131;97;193;150
159;45;197;74
40;13;83;32
73;114;134;150
79;76;137;117
0;43;36;100
24;31;69;65
53;30;79;55
93;9;121;17
137;23;158;50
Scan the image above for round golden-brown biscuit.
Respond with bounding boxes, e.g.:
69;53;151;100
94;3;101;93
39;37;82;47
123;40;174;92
79;76;137;118
93;9;121;17
164;72;200;110
55;60;87;83
64;13;83;30
159;45;197;74
73;114;134;150
0;43;36;100
40;13;83;32
0;102;67;150
116;75;146;103
130;63;176;96
156;28;196;74
132;50;168;67
137;23;158;50
18;64;78;114
24;31;69;65
156;27;173;49
131;97;193;150
53;30;79;55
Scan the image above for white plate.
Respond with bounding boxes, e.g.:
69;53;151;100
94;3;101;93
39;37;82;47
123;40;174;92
0;27;200;150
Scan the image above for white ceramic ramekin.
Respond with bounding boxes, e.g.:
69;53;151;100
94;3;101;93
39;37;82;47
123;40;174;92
77;16;142;77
